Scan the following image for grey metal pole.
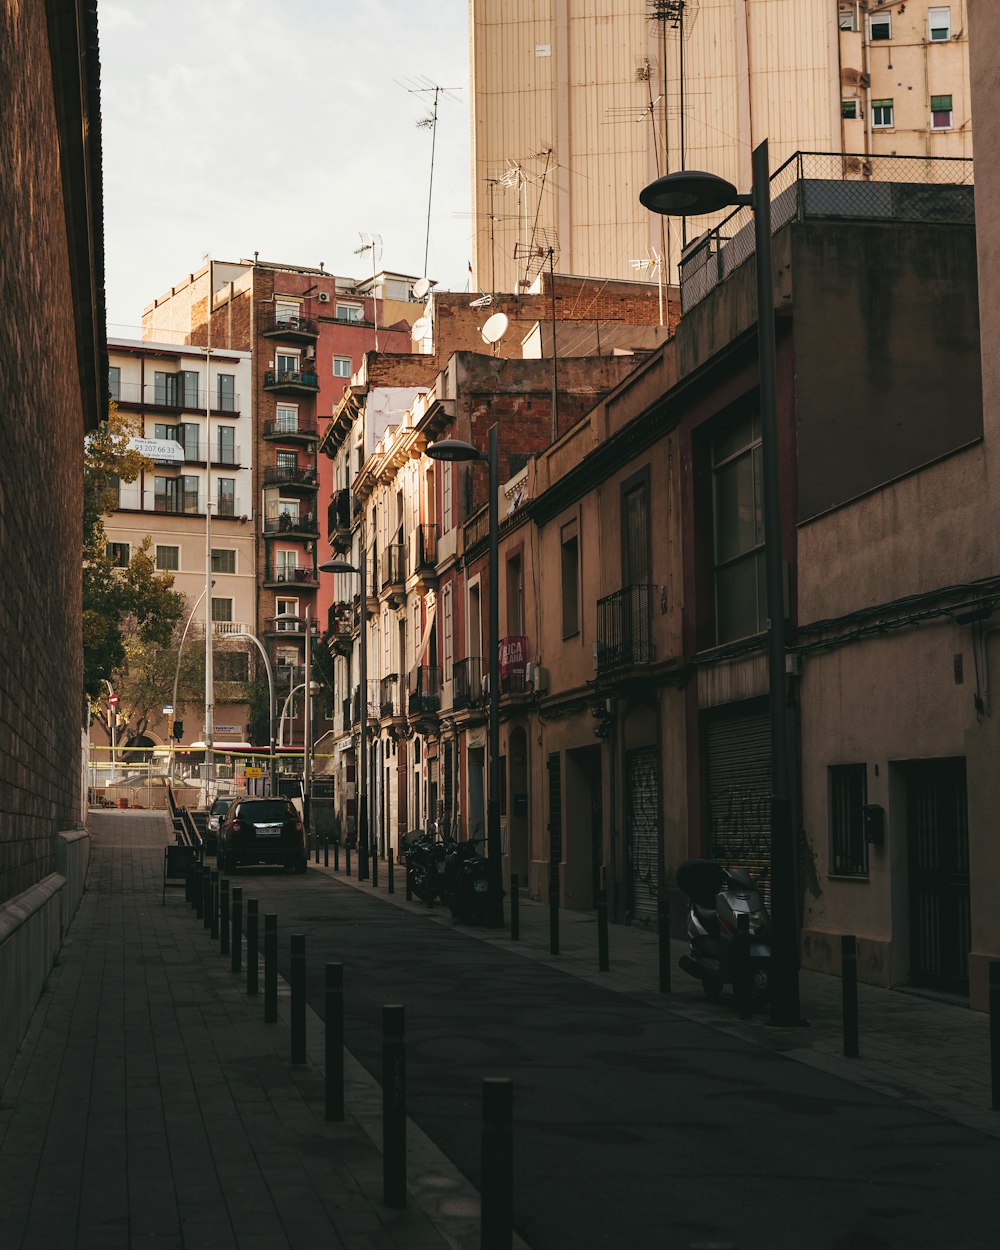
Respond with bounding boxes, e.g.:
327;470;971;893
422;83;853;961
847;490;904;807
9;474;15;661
752;138;800;1026
487;423;504;928
359;518;369;880
304;611;312;847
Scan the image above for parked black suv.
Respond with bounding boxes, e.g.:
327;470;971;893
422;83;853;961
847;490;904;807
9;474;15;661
217;797;307;874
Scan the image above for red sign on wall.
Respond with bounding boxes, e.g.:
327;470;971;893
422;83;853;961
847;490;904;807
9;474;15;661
499;635;528;680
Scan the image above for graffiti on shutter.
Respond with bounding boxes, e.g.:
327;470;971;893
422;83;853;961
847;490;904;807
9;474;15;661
706;712;771;876
626;747;659;922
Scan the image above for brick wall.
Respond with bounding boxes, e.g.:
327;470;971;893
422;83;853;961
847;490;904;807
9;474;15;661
0;0;92;904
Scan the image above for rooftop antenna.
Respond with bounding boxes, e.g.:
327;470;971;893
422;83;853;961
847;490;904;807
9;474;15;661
630;247;664;326
398;77;462;281
354;232;382;351
649;2;700;246
515;235;561;440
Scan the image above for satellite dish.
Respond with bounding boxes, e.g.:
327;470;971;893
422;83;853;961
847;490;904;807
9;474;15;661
411;316;431;339
481;312;509;345
413;277;431;300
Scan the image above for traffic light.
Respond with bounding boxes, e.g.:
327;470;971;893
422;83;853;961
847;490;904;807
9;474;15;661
172;719;184;740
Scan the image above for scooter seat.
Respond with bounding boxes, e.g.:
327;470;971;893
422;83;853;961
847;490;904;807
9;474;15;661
692;901;721;937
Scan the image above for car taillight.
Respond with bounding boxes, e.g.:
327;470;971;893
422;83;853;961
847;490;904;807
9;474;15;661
231;819;241;833
294;819;304;834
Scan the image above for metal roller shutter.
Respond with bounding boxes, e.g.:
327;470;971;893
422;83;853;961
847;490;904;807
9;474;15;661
626;747;660;923
705;711;772;881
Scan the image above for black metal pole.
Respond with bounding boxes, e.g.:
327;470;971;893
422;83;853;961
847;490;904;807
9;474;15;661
219;877;230;955
359;533;370;883
487;424;504;928
657;896;671;993
290;934;306;1064
345;839;351;878
200;866;211;925
481;1078;513;1250
325;963;344;1121
231;886;242;975
246;898;259;996
195;863;205;918
264;913;277;1024
209;870;219;940
842;934;859;1058
382;1004;407;1209
371;837;379;889
510;873;519;942
324;828;329;868
990;962;1000;1112
387;847;395;894
405;848;412;901
597;888;609;973
549;858;559;956
334;837;340;872
753;137;801;1027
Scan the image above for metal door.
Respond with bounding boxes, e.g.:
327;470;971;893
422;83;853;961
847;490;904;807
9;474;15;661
906;758;970;994
705;711;771;874
625;747;660;922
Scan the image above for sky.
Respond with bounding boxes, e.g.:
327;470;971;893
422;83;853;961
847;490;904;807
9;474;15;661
100;0;472;336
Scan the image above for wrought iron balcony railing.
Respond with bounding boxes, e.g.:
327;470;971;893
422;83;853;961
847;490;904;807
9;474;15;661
452;657;483;710
596;584;655;673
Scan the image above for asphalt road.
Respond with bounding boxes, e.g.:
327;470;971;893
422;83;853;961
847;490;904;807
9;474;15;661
234;866;1000;1250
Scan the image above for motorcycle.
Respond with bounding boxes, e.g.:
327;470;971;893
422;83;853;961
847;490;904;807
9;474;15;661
400;828;447;905
676;858;771;1009
439;834;495;925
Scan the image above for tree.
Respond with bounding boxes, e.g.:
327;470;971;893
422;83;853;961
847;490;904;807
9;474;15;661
83;406;184;703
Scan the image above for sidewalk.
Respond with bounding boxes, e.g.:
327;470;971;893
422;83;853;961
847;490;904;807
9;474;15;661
0;812;474;1250
315;845;999;1137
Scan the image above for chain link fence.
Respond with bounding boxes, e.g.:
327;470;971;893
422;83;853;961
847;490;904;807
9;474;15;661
680;151;975;312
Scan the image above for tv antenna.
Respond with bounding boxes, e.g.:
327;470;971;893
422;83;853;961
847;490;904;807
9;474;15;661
354;232;382;351
514;235;561;440
398;77;462;280
630;246;664;326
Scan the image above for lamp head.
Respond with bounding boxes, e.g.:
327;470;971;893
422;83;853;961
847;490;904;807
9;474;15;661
319;558;360;575
639;170;744;217
425;437;484;463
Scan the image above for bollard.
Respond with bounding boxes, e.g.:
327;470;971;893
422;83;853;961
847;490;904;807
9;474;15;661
314;829;320;864
405;852;412;901
991;962;1000;1112
185;861;193;905
597;889;610;973
345;841;351;877
325;963;344;1121
387;848;395;895
264;914;278;1023
549;862;559;956
334;839;340;872
219;878;230;956
382;1004;406;1208
200;866;211;925
194;863;204;918
657;896;671;993
510;874;519;942
481;1078;513;1250
371;842;379;889
842;934;859;1058
246;899;259;996
324;831;329;868
290;935;306;1064
210;871;220;940
231;887;243;975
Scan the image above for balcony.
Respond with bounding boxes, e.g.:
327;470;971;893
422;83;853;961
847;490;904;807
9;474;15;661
342;695;354;732
452;657;483;711
263;465;317;490
596;584;655;674
353;680;380;723
264;615;310;636
326;601;356;655
264;565;319;590
263;511;319;538
327;488;357;552
379;674;402;720
262;314;319;343
191;620;251;638
500;635;529;695
263;415;318;443
408;666;441;717
263;368;319;396
379;543;406;603
408;524;439;592
112;380;241;414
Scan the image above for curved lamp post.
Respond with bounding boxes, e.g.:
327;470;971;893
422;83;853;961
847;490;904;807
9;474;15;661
169;583;212;785
227;631;276;792
640;138;801;1025
320;554;370;880
425;426;504;928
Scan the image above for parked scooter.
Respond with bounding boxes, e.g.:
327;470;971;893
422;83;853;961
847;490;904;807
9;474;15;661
439;834;495;925
400;828;447;905
676;859;771;1008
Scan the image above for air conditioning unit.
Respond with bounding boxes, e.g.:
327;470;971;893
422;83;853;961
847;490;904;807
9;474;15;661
532;664;549;694
304;345;315;359
317;291;331;304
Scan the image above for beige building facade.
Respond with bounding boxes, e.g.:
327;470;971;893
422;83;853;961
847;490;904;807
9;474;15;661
470;1;972;289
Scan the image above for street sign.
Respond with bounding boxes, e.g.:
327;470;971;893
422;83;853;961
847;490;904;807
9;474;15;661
245;766;263;778
162;705;174;714
108;694;119;707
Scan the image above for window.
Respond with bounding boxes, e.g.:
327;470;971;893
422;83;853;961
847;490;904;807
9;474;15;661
506;554;523;636
869;13;891;40
275;299;299;325
216;425;236;465
276;404;298;433
442;461;453;532
211;597;233;623
336;303;362;322
561;524;579;638
154;475;199;514
829;764;868;876
156;545;179;571
872;98;894;129
276;549;298;578
153;370;199;407
217;478;235;517
442;584;453;681
106;542;130;567
931;94;954;130
216;652;249;682
838;3;857;32
929;6;951;41
211;548;236;574
276;451;298;471
712;412;765;644
841;98;858;120
108;366;121;401
217;373;235;412
155;421;199;460
333;355;352;377
276;352;299;376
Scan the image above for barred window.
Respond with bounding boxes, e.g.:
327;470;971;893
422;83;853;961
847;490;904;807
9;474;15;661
829;764;868;877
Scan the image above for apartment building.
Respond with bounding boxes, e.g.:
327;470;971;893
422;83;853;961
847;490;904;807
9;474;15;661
105;339;255;752
470;1;972;289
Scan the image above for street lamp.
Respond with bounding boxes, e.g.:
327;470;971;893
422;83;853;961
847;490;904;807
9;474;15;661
640;138;801;1024
425;425;504;928
272;613;317;841
320;554;371;881
169;582;213;785
227;631;277;792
